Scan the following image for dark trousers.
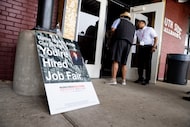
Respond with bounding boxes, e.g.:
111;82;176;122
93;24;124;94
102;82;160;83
137;45;153;81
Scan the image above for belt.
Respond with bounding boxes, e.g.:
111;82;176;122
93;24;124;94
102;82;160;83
140;45;152;47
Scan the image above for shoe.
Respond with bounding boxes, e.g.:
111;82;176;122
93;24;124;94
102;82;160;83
121;80;126;85
141;80;149;85
106;79;117;85
134;79;143;83
183;96;190;101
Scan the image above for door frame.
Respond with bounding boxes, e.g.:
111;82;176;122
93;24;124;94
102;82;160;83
127;2;165;83
75;0;108;78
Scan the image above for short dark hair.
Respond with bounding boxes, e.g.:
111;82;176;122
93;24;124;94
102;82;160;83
138;20;146;25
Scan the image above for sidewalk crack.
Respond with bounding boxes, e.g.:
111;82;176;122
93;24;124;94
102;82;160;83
62;113;79;127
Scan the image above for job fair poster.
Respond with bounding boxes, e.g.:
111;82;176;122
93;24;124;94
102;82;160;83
35;31;99;115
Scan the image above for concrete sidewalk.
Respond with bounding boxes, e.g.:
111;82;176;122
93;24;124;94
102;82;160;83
0;79;190;127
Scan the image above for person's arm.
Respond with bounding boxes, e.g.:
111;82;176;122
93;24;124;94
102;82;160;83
151;28;158;52
152;36;158;52
111;27;116;32
107;18;120;38
132;31;137;45
111;19;120;32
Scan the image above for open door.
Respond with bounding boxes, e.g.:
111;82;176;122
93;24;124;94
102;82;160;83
76;0;107;78
127;2;165;83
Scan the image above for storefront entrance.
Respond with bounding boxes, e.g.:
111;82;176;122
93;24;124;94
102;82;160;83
127;2;165;83
101;2;165;83
75;0;165;81
101;0;129;77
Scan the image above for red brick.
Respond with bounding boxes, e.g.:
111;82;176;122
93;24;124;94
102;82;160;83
0;38;13;43
0;40;8;47
13;5;26;11
0;1;12;8
0;5;6;10
0;52;7;56
14;0;28;4
13;31;19;36
9;13;16;17
21;20;35;26
21;11;35;18
0;47;13;52
7;0;22;6
0;29;13;34
1;43;15;48
13;39;19;43
0;63;11;68
28;25;34;29
0;24;5;29
7;16;21;23
8;43;17;47
14;23;28;29
6;26;20;32
23;16;36;22
6;35;18;40
1;11;9;16
0;71;5;76
0;32;5;37
28;1;38;7
0;20;14;26
6;7;21;14
0;15;6;20
0;75;7;80
0;58;11;64
26;9;37;15
16;14;23;19
22;3;36;11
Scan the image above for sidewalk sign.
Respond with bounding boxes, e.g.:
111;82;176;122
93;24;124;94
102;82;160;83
35;31;99;115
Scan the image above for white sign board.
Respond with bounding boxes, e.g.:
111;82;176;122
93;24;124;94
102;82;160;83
35;31;99;115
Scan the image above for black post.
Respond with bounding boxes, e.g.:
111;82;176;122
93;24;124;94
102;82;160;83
36;0;54;30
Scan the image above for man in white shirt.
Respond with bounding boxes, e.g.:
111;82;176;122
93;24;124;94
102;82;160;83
134;20;158;85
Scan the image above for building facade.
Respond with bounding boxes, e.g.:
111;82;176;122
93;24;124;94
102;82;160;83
0;0;189;81
158;0;190;79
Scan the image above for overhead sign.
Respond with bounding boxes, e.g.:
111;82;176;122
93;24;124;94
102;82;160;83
35;31;99;115
163;17;182;40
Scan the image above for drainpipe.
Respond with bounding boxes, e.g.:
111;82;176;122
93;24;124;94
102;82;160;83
36;0;54;30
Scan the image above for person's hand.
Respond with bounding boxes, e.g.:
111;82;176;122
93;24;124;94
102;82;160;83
151;46;157;52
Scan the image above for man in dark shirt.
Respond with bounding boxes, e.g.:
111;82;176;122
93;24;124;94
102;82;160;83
106;11;135;85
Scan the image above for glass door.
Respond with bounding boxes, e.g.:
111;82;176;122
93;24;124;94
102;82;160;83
127;2;165;83
76;0;107;78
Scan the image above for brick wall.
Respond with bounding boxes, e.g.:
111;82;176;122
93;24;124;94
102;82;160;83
0;0;58;81
158;0;190;80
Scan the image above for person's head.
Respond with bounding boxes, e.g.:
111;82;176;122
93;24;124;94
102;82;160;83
138;20;146;29
71;51;78;59
120;11;131;20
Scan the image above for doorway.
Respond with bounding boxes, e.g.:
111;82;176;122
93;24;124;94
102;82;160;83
101;2;165;83
130;12;155;68
101;0;129;77
127;2;165;83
